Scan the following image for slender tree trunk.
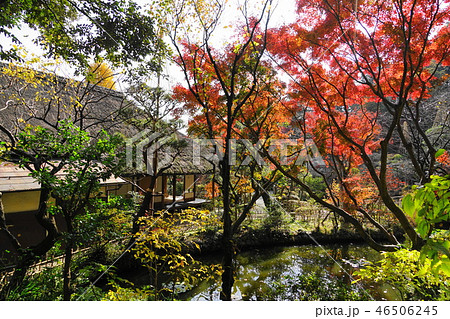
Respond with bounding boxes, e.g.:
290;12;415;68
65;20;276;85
63;217;73;301
133;191;152;234
220;175;234;299
220;138;234;301
63;244;73;301
132;176;158;233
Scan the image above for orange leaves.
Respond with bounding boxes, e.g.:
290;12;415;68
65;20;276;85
173;30;291;141
332;167;405;213
436;150;450;172
272;0;450;107
266;0;450;182
204;180;221;199
292;95;381;170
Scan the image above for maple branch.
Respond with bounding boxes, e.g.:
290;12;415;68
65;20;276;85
262;147;398;252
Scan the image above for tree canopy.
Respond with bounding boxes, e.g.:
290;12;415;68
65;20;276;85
0;0;168;71
1;0;450;302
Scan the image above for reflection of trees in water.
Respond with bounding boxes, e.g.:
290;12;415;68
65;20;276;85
233;246;356;300
184;245;380;300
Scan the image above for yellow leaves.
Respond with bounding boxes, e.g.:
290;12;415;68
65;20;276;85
233;43;243;54
168;0;226;41
133;208;219;265
73;99;83;110
87;62;117;90
2;63;37;85
130;208;222;298
254;171;263;181
102;284;150;301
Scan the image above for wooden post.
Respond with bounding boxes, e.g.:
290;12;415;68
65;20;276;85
183;175;186;201
193;174;197;200
172;175;176;203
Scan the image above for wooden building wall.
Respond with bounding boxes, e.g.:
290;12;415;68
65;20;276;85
1;191;41;214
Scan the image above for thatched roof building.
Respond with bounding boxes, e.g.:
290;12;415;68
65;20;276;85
0;161;127;194
0;62;138;140
0;62;217;175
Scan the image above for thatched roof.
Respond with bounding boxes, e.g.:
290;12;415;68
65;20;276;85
122;130;216;176
156;132;216;175
0;64;215;176
0;62;139;140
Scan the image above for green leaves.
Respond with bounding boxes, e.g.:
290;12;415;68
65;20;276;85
12;119;125;242
402;194;415;217
402;175;450;238
397;175;450;296
355;248;450;300
435;149;446;159
1;0;169;72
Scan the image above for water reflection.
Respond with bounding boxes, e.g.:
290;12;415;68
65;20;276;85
183;244;399;301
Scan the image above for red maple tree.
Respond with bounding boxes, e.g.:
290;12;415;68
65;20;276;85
265;0;450;251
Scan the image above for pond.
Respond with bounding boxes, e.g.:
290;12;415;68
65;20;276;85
179;244;403;301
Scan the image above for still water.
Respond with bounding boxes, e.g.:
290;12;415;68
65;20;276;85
181;244;402;301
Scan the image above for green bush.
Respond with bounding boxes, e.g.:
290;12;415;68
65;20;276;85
355;249;450;300
263;202;294;231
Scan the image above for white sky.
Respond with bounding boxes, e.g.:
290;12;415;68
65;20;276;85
148;0;298;89
0;0;297;82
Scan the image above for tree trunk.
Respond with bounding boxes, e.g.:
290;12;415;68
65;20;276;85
220;147;234;301
220;234;235;301
63;217;73;301
63;244;73;301
132;175;157;234
133;191;152;234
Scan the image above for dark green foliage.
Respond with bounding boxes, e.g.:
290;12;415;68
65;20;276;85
73;198;134;248
0;0;168;71
302;175;327;200
5;267;64;301
1;120;127;300
3;200;134;301
263;202;293;231
4;255;117;301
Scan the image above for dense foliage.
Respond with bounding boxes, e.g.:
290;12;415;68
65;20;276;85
0;0;168;71
1;0;449;302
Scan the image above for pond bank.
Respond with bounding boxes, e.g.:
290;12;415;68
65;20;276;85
111;226;405;301
112;225;404;280
188;226;405;256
